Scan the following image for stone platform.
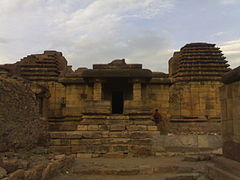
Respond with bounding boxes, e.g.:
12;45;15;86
49;114;161;157
52;156;210;180
169;120;221;134
49;116;82;131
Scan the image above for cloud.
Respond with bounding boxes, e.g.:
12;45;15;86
0;0;174;72
219;39;240;69
217;0;238;5
211;31;227;38
51;0;175;72
0;37;9;44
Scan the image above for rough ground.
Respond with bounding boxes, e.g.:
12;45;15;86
52;155;212;180
0;147;75;179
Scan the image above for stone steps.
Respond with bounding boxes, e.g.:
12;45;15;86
51;155;211;179
207;165;239;180
206;157;240;180
212;156;240;175
165;173;201;180
78;120;155;126
49;114;160;156
50;131;159;155
49;121;80;131
68;158;204;179
72;166;199;175
53;173;204;180
48;115;155;131
48;116;82;131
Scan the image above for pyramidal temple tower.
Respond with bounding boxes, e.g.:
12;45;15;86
170;43;229;82
168;43;230;133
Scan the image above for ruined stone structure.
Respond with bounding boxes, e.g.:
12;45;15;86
205;67;240;180
0;43;230;156
0;76;49;151
220;67;240;162
168;43;229;133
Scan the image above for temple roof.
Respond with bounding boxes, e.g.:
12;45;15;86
0;44;230;84
82;69;152;78
92;59;142;70
169;42;230;82
82;59;152;78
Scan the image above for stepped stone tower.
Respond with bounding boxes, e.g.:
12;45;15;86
16;51;69;81
168;43;230;133
170;43;229;82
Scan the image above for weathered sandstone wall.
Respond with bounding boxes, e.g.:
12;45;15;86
169;81;222;120
221;66;240;162
149;84;170;122
0;76;48;151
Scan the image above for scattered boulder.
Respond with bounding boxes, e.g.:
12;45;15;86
0;152;75;180
183;154;212;162
1;159;19;174
0;167;7;178
8;169;25;180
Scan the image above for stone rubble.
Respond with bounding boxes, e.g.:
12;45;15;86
0;149;75;180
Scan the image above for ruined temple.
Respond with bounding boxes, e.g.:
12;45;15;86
0;42;230;156
168;43;230;132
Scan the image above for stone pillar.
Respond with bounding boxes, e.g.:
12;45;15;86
133;79;142;101
93;79;102;100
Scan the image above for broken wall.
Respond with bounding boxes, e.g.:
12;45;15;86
0;76;48;151
221;67;240;162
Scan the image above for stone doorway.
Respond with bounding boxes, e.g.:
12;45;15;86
112;91;123;114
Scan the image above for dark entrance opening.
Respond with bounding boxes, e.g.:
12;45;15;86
112;91;124;114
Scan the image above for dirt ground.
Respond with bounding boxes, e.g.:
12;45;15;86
52;155;212;180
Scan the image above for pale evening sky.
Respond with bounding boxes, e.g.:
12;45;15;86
0;0;239;72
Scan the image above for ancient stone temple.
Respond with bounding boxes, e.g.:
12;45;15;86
60;59;154;115
168;43;229;133
0;42;230;156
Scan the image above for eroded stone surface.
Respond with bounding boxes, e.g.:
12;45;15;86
221;69;240;162
0;77;49;152
52;156;211;180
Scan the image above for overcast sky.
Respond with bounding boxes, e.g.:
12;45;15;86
0;0;239;72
